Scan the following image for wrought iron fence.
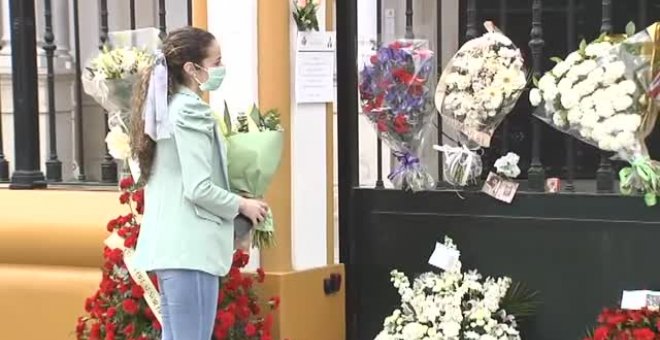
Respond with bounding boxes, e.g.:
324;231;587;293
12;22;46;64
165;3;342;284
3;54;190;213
361;0;659;193
0;0;191;188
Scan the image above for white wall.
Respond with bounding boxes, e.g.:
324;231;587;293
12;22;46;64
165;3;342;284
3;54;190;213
207;0;261;270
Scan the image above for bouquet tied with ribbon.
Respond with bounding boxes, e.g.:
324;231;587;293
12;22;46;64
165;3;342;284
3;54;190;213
434;21;527;187
359;39;436;191
530;22;660;206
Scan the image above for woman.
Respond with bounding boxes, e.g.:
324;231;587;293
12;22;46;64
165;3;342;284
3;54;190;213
130;26;269;340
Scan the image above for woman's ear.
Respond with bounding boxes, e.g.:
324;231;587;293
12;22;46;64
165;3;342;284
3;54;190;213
182;61;197;77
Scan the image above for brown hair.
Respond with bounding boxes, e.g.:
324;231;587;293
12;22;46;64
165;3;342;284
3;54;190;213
130;26;216;183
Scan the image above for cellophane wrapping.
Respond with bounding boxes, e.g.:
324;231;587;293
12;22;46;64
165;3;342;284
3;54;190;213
435;22;527;186
359;39;437;191
530;22;660;205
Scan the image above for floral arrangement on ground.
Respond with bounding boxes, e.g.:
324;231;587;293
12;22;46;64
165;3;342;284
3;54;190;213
584;306;660;340
76;176;279;340
375;237;539;340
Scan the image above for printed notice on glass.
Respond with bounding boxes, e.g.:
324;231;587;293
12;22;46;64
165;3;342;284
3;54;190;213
295;31;336;104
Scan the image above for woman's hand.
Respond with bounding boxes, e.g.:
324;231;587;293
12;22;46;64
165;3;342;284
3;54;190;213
238;198;269;226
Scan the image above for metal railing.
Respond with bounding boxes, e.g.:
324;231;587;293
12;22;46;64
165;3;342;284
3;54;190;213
363;0;657;193
0;0;192;188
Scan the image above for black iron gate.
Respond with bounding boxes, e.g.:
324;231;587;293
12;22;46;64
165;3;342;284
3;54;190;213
337;1;660;339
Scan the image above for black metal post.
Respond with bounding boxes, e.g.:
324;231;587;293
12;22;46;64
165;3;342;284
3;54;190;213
158;0;167;40
0;43;8;182
43;0;61;182
72;0;86;181
499;0;509;152
405;0;414;39
375;0;384;189
564;0;577;192
187;0;193;26
9;0;46;189
527;0;545;191
99;0;117;183
466;0;478;40
436;0;444;187
337;0;359;339
129;0;136;29
638;0;647;35
596;0;614;193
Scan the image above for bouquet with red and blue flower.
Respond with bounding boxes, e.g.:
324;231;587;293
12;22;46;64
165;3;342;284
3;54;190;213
359;40;436;191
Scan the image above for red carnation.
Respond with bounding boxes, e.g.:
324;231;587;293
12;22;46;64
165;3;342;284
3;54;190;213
119;177;134;190
257;267;266;283
393;114;410;134
119;192;130;204
122;323;135;336
269;296;281;310
632;328;655;340
121;299;139;315
131;284;144;298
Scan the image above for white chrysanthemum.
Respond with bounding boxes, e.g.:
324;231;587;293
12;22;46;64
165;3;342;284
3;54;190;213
493;68;526;97
577;59;599;76
538;73;556;92
585;41;613;58
557;77;575;94
553;112;567;128
552;61;570;78
105;126;131;160
603;61;626;84
613;95;634;111
529;88;542;106
580;109;600;129
595;101;615;118
617;80;637;95
560;91;579;109
567;107;583;124
565;51;583;64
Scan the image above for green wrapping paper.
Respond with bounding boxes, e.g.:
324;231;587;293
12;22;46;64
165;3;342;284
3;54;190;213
225;130;283;248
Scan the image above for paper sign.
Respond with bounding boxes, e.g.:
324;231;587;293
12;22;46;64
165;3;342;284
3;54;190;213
428;242;460;271
621;290;660;310
295;31;336;103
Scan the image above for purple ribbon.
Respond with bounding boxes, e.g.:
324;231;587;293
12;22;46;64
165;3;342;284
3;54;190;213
388;151;420;181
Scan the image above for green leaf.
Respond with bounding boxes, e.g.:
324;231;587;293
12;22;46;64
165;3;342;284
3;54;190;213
500;281;541;322
579;39;587;53
550;57;563;64
249;103;261;126
223;101;232;134
532;76;539;87
625;21;636;37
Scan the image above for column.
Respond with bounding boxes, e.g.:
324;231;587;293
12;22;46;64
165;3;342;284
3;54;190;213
9;0;46;189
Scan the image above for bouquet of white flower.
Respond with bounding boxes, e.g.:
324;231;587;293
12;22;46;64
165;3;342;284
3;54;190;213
375;237;538;340
82;28;160;133
530;22;660;206
434;21;527;187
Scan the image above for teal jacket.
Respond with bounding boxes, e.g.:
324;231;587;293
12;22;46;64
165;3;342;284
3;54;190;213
133;87;240;277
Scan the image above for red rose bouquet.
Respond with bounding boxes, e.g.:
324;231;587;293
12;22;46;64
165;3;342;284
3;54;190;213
76;176;279;340
584;307;660;340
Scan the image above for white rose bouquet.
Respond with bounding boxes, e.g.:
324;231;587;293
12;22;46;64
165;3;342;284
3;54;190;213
530;22;660;206
375;237;538;340
434;21;527;187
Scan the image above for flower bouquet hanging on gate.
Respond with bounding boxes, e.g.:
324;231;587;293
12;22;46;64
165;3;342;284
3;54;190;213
215;103;284;249
529;22;660;206
434;21;528;187
359;39;436;191
82;28;161;175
